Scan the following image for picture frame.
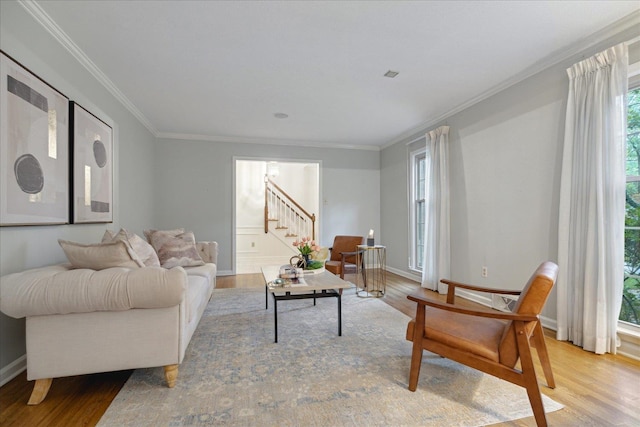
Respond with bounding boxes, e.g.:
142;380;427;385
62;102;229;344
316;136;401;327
0;51;70;226
71;102;113;224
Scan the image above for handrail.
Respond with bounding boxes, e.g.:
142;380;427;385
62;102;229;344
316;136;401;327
264;176;315;240
267;178;314;220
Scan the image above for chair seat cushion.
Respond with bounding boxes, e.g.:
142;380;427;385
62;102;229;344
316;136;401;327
406;306;507;362
325;260;357;275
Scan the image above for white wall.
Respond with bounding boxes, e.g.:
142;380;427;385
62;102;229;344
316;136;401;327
154;138;380;274
0;2;157;380
381;26;640;325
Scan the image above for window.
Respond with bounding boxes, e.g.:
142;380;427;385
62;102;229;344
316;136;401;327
410;148;427;271
623;76;640;327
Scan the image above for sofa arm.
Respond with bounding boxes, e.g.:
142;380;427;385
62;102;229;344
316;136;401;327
196;241;218;265
0;265;187;319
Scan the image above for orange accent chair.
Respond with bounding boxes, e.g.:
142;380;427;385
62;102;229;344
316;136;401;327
406;261;558;427
324;235;365;280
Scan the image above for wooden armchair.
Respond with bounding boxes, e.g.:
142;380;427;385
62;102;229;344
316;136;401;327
406;261;558;427
325;235;365;280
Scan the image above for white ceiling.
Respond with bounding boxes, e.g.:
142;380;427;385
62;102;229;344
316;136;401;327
30;1;640;150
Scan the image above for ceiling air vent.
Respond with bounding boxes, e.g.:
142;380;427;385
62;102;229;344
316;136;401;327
384;70;399;78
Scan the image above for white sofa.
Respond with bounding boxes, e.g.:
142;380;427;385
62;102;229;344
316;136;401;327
0;241;218;405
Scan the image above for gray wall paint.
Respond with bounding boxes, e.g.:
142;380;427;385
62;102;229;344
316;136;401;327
381;26;640;324
0;2;156;375
154;138;380;274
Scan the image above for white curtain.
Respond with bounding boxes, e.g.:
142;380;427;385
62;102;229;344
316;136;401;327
557;43;628;354
421;126;450;293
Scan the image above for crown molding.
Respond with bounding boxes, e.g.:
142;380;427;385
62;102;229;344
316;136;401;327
21;1;638;151
156;132;381;151
382;9;640;150
18;0;158;136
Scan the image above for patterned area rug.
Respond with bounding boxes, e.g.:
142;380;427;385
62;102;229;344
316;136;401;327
98;287;562;426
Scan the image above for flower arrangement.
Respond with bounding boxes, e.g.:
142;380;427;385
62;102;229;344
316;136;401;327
293;237;320;256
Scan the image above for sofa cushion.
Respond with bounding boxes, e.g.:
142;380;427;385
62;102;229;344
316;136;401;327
0;264;188;318
102;229;161;267
183;263;217;288
149;231;205;269
59;239;145;270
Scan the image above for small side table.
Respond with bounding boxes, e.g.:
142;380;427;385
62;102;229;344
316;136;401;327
355;245;386;297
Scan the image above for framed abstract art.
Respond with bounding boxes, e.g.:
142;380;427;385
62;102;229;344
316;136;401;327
71;102;113;223
0;51;69;226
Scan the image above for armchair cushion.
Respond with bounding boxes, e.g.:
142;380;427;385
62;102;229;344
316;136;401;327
406;308;507;362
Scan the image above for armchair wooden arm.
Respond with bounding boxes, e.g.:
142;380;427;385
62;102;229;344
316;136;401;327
407;293;539;322
439;278;521;304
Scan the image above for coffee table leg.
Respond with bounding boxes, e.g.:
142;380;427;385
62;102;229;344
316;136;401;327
338;293;342;336
273;296;278;343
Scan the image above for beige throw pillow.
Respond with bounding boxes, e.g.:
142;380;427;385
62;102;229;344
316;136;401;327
102;229;161;267
59;239;145;270
149;231;205;269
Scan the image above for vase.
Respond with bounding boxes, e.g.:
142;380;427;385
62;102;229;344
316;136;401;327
301;254;311;268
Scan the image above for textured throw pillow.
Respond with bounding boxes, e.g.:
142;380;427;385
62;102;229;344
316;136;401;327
143;228;185;243
59;239;145;270
149;230;205;269
102;229;161;267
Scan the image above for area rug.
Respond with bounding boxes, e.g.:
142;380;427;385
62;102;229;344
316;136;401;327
98;287;562;426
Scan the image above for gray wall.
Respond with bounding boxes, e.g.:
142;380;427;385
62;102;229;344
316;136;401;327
154;138;380;274
381;26;640;325
0;2;157;379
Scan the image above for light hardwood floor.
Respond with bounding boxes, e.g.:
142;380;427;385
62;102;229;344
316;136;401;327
1;272;639;426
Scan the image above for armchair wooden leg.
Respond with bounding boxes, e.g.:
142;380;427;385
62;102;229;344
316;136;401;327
27;378;52;405
515;322;547;427
408;304;426;392
164;364;179;388
532;322;555;388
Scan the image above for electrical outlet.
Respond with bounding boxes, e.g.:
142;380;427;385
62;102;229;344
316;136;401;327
251;242;255;248
481;266;488;277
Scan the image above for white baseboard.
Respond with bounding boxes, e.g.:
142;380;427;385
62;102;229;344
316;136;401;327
0;354;26;387
217;269;234;276
385;266;421;282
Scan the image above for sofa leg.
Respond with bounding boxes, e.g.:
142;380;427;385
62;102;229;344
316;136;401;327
164;364;178;388
27;378;53;405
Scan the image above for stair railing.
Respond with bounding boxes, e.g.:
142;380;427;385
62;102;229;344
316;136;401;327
264;176;315;240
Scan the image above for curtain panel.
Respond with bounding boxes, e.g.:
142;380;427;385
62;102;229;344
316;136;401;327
557;43;628;354
421;126;450;293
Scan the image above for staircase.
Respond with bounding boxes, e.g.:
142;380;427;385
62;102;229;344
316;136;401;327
236;176;317;274
264;176;315;241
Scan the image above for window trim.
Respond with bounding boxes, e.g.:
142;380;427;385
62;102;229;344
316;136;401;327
621;60;640;339
409;147;427;273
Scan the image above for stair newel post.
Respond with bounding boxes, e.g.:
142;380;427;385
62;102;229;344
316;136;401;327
311;213;315;240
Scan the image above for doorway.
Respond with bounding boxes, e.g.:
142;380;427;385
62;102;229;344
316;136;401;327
234;159;320;274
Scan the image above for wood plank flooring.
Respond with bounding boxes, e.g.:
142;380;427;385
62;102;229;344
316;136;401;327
1;272;639;426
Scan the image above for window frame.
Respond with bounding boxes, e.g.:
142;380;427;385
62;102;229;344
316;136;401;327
621;60;640;337
409;147;427;272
